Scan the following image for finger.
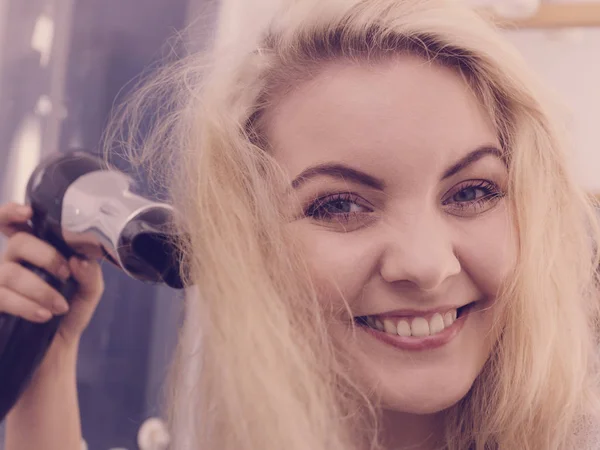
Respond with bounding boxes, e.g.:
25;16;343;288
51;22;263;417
69;257;104;302
3;232;71;282
56;258;104;340
0;203;32;237
0;262;70;315
0;286;53;323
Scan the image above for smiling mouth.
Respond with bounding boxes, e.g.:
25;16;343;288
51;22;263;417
354;302;476;338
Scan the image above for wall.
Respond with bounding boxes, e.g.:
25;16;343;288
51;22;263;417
504;29;600;193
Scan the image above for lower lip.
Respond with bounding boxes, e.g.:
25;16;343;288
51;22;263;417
359;313;468;351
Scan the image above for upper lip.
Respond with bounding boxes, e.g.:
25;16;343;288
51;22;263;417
355;300;476;318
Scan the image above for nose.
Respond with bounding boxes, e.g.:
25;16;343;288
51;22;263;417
378;213;461;292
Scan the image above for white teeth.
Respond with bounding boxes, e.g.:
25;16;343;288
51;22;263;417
411;317;430;337
397;320;411;337
383;319;397;335
429;313;445;335
362;307;459;338
443;311;454;327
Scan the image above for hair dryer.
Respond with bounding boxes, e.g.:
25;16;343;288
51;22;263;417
0;150;185;422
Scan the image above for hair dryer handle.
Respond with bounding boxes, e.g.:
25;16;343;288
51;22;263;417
0;261;78;422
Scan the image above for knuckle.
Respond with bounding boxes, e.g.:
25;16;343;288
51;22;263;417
0;261;22;285
7;231;28;250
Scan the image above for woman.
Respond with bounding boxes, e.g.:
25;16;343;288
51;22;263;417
2;0;600;449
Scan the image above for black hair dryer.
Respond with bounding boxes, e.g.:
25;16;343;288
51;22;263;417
0;150;185;422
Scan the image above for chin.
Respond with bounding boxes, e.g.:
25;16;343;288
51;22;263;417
360;363;482;415
379;385;472;414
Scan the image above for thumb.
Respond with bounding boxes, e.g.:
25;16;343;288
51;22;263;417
69;257;104;302
56;257;104;343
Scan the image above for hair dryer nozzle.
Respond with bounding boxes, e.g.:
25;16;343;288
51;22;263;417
118;206;185;289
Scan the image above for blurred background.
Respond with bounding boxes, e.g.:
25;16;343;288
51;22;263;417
0;0;598;449
0;1;219;449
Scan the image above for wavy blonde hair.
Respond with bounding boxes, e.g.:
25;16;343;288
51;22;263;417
106;0;600;449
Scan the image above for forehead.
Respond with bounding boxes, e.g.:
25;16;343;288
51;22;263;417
264;55;500;181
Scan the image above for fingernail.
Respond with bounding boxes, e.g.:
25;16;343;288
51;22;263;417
53;298;69;314
79;259;90;270
35;309;52;321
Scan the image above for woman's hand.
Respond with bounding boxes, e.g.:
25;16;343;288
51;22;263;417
0;202;104;346
1;201;105;450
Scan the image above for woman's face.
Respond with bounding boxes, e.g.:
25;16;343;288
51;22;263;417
266;55;516;414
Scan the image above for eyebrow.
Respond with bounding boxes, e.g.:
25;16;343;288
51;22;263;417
441;145;503;180
291;163;386;190
290;145;504;190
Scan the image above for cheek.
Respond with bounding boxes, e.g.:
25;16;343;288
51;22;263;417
455;205;517;296
288;223;380;307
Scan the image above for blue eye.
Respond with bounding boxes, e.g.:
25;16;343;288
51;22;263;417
305;193;372;221
453;186;487;202
443;180;504;215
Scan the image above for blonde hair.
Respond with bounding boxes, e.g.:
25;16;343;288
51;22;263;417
106;1;600;449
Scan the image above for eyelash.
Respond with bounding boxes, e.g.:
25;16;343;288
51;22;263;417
304;192;371;222
304;180;504;223
442;179;505;214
